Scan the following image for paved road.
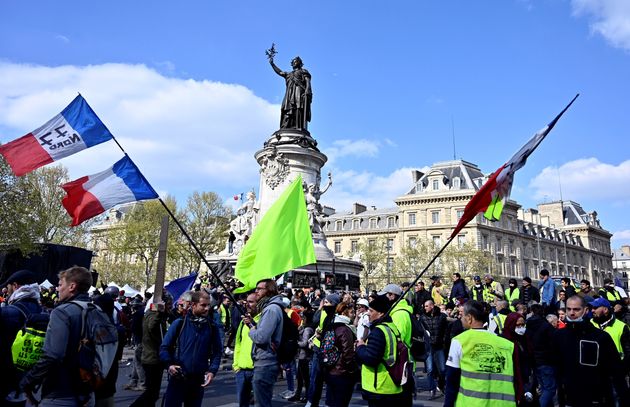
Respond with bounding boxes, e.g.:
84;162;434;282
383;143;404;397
114;349;445;407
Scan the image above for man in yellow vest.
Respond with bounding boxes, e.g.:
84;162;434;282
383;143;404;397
483;274;504;315
233;292;259;407
599;278;625;307
444;300;517;407
488;300;509;335
356;294;408;406
590;297;630;369
505;279;520;312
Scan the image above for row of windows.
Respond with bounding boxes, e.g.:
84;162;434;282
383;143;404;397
331;209;467;232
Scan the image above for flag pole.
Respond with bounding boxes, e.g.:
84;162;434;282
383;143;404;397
385;234;456;317
107;134;245;312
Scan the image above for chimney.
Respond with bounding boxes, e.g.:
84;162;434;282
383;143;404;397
352;203;366;214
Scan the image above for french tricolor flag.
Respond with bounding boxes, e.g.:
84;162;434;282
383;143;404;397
62;156;158;226
0;95;113;176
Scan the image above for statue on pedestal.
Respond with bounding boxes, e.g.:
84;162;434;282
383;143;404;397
267;44;312;131
304;172;332;234
228;191;258;255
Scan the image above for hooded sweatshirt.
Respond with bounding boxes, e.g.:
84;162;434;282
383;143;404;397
248;294;285;367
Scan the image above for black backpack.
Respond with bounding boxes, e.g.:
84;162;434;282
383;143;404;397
395;308;427;361
271;303;298;364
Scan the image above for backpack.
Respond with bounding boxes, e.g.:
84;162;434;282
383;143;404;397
395;308;427;362
320;329;340;367
380;324;409;386
72;301;119;392
11;303;50;372
271;303;298;364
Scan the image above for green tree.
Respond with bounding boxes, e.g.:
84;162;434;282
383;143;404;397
441;241;493;282
352;236;389;294
393;238;438;283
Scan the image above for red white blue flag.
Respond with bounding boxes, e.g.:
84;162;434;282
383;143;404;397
62;156;158;226
0;95;113;176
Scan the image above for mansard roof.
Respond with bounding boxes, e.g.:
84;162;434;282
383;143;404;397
405;159;486;195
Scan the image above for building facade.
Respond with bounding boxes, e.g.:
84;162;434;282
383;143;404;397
324;159;613;287
612;245;630;290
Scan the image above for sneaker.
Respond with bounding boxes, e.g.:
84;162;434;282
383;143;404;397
224;347;234;356
131;385;146;391
304;402;312;407
123;383;136;390
429;389;437;400
282;391;295;399
287;394;301;402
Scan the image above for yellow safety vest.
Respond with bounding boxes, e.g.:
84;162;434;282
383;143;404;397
591;318;626;360
312;309;328;348
493;313;507;335
455;329;516;407
506;288;520;312
604;289;622;303
233;314;260;371
432;286;445;305
390;300;413;348
361;322;404;395
483;281;500;303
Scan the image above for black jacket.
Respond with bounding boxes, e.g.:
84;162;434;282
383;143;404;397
525;315;555;366
412;289;432;315
419;309;448;350
519;285;540;304
551;320;628;406
449;279;468;302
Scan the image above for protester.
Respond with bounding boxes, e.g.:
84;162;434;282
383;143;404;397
487;299;509;335
94;293;125;407
242;279;285;407
538;269;555;313
599;278;624;307
552;295;628;406
525;304;556;407
557;308;567;328
412;281;432;316
355;294;408;406
546;314;559;329
0;270;44;405
430;276;448;306
505;278;520;312
589;297;630;370
469;276;484;302
501;313;531;405
289;305;314;403
555;290;567;311
232;292;259;407
355;298;371;341
444;300;517;407
324;301;358;407
483;274;504;314
419;299;447;400
560;278;576;298
124;297;146;391
21;266;99;406
449;273;468;304
578;279;598;299
160;290;222;406
130;292;173;407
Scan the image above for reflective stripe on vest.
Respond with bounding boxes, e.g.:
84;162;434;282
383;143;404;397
506;288;520;311
605;289;622;303
360;322;403;395
454;329;516;407
493;314;507;335
312;309;328;348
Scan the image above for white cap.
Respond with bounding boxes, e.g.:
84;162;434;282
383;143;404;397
357;299;370;308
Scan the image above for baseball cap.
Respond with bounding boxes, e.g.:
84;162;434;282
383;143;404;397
1;270;37;287
378;283;403;296
588;297;611;309
356;298;370;308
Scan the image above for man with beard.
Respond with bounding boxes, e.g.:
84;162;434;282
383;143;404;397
412;281;432;317
590;297;630;372
160;290;222;406
233;292;259;407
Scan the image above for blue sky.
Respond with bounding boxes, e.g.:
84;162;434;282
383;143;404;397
1;0;629;246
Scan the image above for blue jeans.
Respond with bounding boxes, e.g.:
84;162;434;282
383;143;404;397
425;348;446;391
535;365;556;407
282;360;296;392
235;369;254;407
253;364;279;407
163;374;205;407
307;351;324;406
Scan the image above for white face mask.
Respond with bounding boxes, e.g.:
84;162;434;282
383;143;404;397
515;327;526;336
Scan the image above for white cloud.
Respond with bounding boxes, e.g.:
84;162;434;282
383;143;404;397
322;167;420;212
529;158;630;204
55;34;70;43
0;62;278;196
612;230;630;240
324;139;381;165
571;0;630;50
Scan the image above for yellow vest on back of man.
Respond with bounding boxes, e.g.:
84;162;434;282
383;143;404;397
591;317;626;360
455;329;516;407
361;322;404;395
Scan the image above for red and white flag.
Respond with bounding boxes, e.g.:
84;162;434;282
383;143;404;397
450;94;579;239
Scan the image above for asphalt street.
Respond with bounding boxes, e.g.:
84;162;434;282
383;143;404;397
114;348;445;407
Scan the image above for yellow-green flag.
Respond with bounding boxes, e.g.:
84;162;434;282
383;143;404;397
234;175;316;293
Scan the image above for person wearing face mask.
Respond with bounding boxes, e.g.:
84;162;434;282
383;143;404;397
524;304;556;407
502;313;533;406
590;297;630;373
505;279;521;312
551;296;629;406
469;276;484;302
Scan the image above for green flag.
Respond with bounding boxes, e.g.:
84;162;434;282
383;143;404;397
234;175;316;293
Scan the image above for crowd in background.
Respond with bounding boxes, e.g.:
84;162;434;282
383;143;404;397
1;268;629;407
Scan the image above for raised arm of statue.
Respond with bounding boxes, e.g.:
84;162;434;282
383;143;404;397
269;59;285;77
319;172;332;195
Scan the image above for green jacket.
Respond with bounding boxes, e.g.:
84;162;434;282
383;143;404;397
141;310;168;365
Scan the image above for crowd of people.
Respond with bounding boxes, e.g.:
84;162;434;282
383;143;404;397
1;267;629;407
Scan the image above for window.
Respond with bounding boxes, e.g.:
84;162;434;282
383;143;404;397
456;209;464;221
351;240;358;253
409;237;417;248
482;234;489;250
368;239;376;248
353;219;360;229
386;257;394;271
369;218;377;228
432;235;441;247
457;235;466;248
452;177;461;189
408;212;416;225
334;241;341;253
335;220;342;231
431;211;440;224
387;217;395;228
432;179;439;190
387;238;394;251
